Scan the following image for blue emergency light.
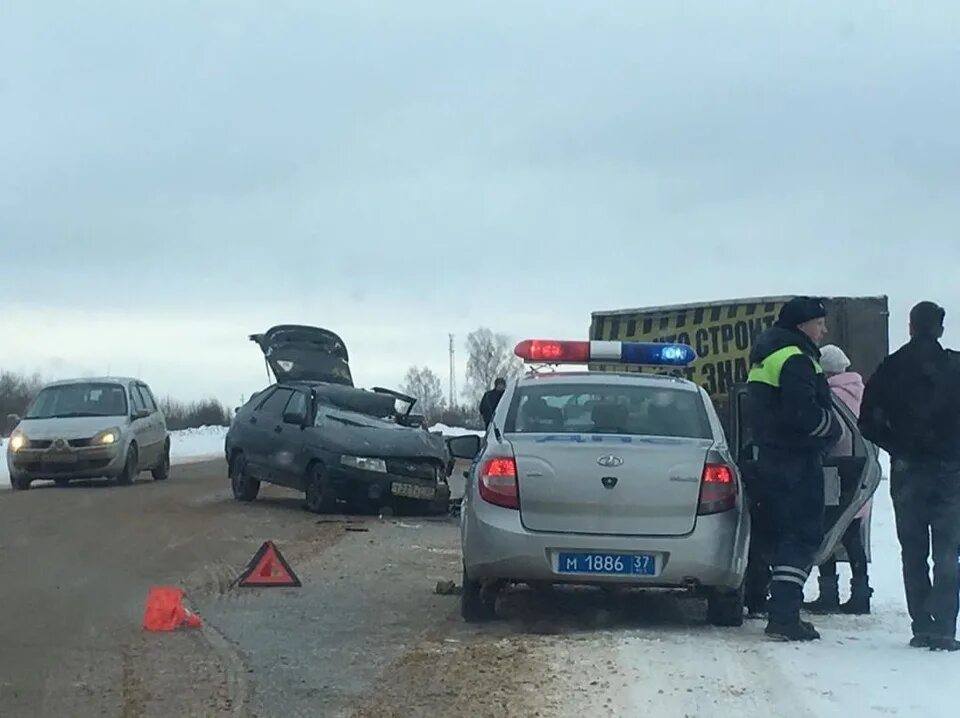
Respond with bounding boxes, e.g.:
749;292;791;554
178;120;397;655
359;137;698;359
514;339;697;367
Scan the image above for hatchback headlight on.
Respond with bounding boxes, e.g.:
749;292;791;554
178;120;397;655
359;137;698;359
93;428;122;446
9;431;26;452
340;456;387;473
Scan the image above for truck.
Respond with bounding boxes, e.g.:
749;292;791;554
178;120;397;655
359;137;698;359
589;295;890;432
590;295;890;566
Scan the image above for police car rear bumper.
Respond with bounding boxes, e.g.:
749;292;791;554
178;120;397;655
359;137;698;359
462;502;749;590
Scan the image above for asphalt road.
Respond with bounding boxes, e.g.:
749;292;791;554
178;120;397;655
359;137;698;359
0;459;563;718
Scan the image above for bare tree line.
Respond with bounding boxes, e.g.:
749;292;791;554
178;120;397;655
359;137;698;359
401;327;523;427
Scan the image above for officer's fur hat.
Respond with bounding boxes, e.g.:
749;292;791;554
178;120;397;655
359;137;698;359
778;296;827;329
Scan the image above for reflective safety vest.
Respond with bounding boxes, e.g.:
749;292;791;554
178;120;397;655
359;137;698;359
748;346;823;387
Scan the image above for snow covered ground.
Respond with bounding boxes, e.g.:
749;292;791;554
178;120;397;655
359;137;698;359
0;426;230;488
427;422;484;437
552;474;957;718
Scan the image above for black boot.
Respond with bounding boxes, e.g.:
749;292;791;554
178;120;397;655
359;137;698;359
839;575;872;615
929;637;960;652
766;618;821;641
803;575;840;615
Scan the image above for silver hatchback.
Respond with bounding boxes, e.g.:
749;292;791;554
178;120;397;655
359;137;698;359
450;367;751;626
6;377;171;489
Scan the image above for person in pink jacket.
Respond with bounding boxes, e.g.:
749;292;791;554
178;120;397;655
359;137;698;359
805;345;873;614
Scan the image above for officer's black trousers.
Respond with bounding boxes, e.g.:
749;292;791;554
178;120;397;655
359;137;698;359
891;458;960;640
756;447;825;625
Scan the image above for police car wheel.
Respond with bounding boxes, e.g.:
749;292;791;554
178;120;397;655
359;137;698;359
461;567;496;622
707;585;745;627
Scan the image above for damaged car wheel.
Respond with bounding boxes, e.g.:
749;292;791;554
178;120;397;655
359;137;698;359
304;462;337;514
230;453;260;502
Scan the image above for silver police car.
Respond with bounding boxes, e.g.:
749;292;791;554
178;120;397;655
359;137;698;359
447;339;748;626
448;338;881;627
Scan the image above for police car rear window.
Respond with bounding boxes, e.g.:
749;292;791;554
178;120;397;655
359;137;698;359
503;383;712;439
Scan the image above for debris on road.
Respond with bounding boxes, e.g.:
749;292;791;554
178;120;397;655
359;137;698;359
435;580;460;596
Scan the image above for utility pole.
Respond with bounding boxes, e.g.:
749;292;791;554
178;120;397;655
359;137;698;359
448;333;457;407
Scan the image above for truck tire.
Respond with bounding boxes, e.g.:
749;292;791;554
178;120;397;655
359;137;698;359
230;453;260;502
304;462;337;514
461;566;496;622
116;445;139;486
707;584;745;627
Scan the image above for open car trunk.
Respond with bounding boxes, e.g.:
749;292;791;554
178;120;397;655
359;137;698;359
250;325;353;386
729;384;882;567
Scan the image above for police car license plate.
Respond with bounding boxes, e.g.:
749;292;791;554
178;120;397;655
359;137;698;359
557;552;656;576
391;482;436;500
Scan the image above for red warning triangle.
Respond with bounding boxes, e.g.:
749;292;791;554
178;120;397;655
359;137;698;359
235;541;301;588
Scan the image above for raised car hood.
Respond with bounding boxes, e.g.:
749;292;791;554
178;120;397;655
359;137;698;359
251;325;353;386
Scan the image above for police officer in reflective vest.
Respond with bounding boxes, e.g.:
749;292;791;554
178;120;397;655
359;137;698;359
747;297;842;641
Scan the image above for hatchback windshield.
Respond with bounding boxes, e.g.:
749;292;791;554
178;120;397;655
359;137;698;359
504;383;712;439
25;383;129;419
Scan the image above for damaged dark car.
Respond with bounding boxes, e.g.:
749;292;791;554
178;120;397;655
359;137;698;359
225;325;452;514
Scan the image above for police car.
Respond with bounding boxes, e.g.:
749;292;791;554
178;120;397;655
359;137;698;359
446;338;882;626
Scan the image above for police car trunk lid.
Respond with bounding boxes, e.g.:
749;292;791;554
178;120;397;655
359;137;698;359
514;436;713;536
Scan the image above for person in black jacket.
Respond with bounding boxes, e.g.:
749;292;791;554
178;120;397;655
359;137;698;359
859;301;960;652
746;296;842;641
479;378;507;428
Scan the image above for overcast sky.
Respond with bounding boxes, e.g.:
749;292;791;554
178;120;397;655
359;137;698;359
2;1;958;405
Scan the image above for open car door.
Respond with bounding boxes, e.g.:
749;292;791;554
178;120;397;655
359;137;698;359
728;383;882;567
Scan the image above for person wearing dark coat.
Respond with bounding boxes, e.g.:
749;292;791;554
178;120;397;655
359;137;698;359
859;301;960;652
746;296;842;641
479;378;507;428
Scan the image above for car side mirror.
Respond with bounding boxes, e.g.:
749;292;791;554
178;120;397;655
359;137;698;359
447;434;481;460
283;410;307;426
6;413;21;432
132;409;150;420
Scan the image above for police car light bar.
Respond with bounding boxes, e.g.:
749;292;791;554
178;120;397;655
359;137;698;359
514;340;697;367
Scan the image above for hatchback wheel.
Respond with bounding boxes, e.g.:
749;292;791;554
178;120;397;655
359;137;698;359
461;567;496;622
230;454;260;502
116;446;139;486
707;584;745;627
304;463;337;514
152;442;171;481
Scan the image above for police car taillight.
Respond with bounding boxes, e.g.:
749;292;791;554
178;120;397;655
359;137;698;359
514;339;696;366
697;464;737;515
479;457;519;510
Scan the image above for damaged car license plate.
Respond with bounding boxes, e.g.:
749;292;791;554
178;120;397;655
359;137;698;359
391;482;436;500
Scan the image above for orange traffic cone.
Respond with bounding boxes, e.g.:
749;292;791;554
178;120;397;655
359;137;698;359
143;586;203;632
